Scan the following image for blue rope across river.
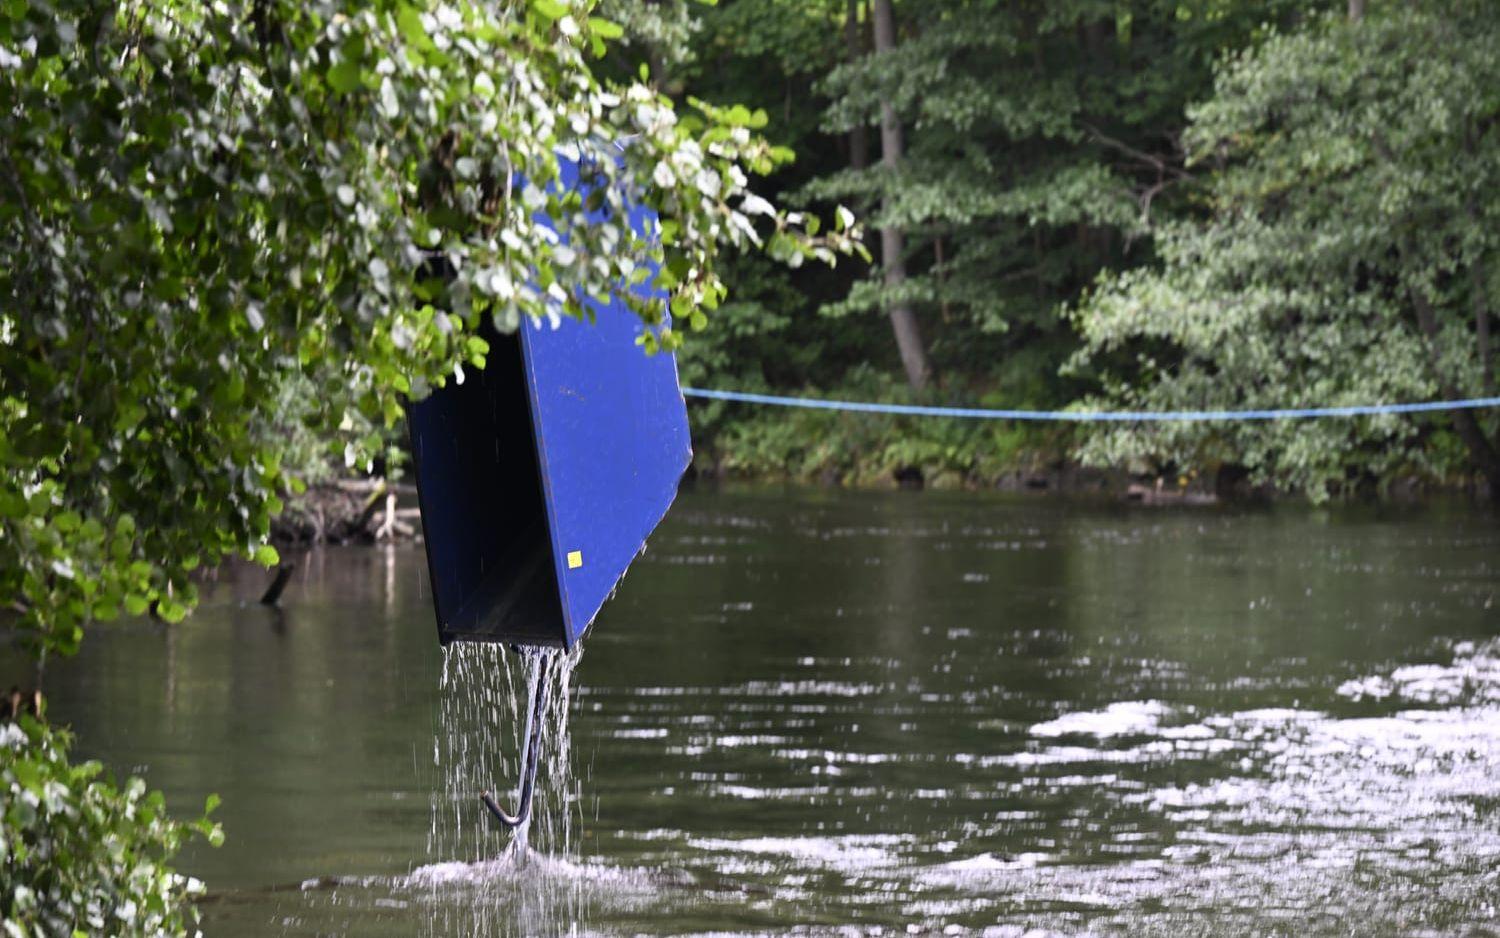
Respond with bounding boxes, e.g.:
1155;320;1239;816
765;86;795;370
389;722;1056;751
680;388;1500;424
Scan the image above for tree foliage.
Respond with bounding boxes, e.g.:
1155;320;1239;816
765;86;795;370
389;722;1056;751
1;717;222;937
1070;4;1500;498
613;0;1331;482
812;0;1317;378
607;0;1499;495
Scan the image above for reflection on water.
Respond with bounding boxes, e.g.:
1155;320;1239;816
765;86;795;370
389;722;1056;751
6;490;1498;936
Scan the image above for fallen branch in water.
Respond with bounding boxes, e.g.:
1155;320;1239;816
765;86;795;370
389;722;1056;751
259;563;297;605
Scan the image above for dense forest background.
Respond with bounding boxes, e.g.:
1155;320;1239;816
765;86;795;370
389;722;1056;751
592;0;1500;499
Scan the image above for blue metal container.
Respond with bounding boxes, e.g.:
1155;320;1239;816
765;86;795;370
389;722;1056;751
408;160;691;649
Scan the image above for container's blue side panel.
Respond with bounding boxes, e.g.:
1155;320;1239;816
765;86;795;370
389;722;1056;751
522;156;692;646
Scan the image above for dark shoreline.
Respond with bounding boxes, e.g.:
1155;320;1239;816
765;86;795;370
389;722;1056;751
268;468;1496;551
683;462;1497;506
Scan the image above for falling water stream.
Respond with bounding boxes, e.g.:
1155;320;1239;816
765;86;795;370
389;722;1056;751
416;642;586;935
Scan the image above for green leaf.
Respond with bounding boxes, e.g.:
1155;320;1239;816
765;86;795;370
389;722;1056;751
327;60;362;94
396;6;432;50
216;372;245;406
0;490;24;518
587;17;624;39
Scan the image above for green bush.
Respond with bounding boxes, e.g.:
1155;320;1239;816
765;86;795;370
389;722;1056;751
1;717;222;938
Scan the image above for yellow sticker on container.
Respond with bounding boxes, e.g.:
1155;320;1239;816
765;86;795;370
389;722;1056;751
567;550;583;569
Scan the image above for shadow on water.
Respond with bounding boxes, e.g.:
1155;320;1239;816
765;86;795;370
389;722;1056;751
4;491;1498;936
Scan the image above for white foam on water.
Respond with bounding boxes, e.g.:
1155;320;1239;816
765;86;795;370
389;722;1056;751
943;852;1050;872
1029;700;1171;738
1338;639;1500;705
686;834;911;871
404;849;650;891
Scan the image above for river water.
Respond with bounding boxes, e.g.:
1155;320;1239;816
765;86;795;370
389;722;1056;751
15;489;1500;936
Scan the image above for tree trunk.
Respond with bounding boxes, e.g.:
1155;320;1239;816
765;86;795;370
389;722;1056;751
1462;134;1494;399
871;0;932;390
1348;0;1365;22
1476;263;1494;397
1082;18;1109;70
934;236;951;323
1409;283;1500;495
847;0;869;171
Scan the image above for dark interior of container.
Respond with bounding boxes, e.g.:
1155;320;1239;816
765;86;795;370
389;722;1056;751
408;325;565;647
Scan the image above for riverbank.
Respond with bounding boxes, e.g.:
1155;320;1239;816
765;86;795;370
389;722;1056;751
686;445;1494;504
682;402;1496;502
271;462;1493;553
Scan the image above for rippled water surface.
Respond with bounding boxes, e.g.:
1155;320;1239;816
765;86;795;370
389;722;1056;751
15;490;1500;935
